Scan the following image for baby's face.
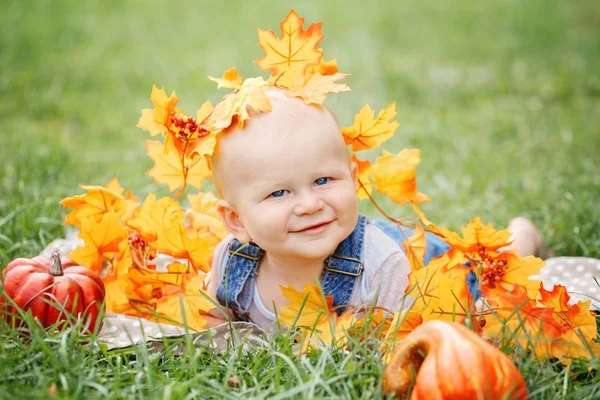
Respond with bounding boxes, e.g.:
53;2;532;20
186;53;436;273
212;93;358;261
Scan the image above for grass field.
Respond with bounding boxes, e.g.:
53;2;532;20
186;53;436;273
1;0;600;398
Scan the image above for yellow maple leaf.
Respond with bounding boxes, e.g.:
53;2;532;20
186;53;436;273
381;310;424;361
103;275;133;313
406;253;469;314
208;67;243;90
146;140;212;192
208;77;272;132
305;57;339;78
285;72;350;106
425;277;473;323
351;154;373;200
410;203;443;236
341;103;400;151
137;85;179;136
255;9;324;88
104;177;124;196
371;149;431;205
155;274;213;331
186;192;228;241
61;185;127;227
402;225;427;271
69;211;129;274
278;284;335;332
127;194;215;272
440;217;513;253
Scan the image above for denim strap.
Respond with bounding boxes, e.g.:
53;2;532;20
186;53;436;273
215;240;264;321
320;215;366;314
216;216;367;320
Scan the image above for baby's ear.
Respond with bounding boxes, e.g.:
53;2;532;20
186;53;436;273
350;160;359;188
216;199;252;243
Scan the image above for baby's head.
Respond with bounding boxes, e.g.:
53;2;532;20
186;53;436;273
211;89;359;261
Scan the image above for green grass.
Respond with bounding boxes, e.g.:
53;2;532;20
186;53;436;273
1;0;600;398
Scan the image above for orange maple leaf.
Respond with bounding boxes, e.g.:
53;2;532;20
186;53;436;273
208;67;243;90
255;9;324;88
154;273;213;331
208;77;272;132
186;192;228;241
406;253;470;315
440;217;513;253
371;149;431;205
402;224;427;271
61;185;127;227
278;284;335;332
136;85;179;137
341;103;400;151
305;57;339;78
145;140;212;192
537;284;600;362
69;211;129;274
163;101;215;158
285;72;350;106
478;251;543;298
104;177;124;196
103;275;134;314
127;194;215;272
351;154;373;200
483;284;562;359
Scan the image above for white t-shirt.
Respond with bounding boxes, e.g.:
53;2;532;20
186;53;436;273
206;220;411;331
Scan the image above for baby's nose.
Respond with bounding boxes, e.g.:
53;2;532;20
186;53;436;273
293;192;324;215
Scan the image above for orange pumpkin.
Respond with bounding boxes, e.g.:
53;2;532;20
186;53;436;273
383;320;527;400
1;252;105;334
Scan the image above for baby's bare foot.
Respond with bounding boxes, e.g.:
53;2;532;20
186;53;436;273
499;217;554;259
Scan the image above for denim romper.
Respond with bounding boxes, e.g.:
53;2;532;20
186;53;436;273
216;215;471;321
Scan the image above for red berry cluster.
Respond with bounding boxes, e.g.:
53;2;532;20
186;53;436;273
171;112;209;140
478;246;508;287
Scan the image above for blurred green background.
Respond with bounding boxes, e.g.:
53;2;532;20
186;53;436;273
1;0;599;265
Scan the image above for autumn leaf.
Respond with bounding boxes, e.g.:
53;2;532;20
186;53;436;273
381;310;424;361
104;177;124;195
186;192;228;241
69;211;129;274
440;217;513;253
208;67;243;90
137;85;179;137
406;253;470;315
208;77;272;132
155;273;213;331
371;149;431;205
305;57;339;78
478;251;544;298
103;275;134;314
425;277;473;323
402;225;427;271
278;284;335;332
352;154;373;200
537;284;600;361
61;185;127;227
483;284;561;359
285;72;350;106
410;203;443;236
146;140;212;192
127;194;216;272
341;103;400;151
255;9;324;88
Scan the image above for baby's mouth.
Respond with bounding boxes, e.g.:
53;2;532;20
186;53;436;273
291;220;333;234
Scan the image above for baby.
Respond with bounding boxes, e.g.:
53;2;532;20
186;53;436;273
205;90;413;330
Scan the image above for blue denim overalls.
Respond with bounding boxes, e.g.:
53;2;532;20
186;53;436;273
216;215;469;321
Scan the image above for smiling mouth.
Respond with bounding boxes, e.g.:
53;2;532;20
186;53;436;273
292;220;333;234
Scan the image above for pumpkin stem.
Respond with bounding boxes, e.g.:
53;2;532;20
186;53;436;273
49;252;64;276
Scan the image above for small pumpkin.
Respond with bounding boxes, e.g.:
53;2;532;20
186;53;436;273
382;320;527;400
1;252;105;334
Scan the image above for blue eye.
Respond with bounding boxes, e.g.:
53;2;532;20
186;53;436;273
314;177;330;186
269;189;287;198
